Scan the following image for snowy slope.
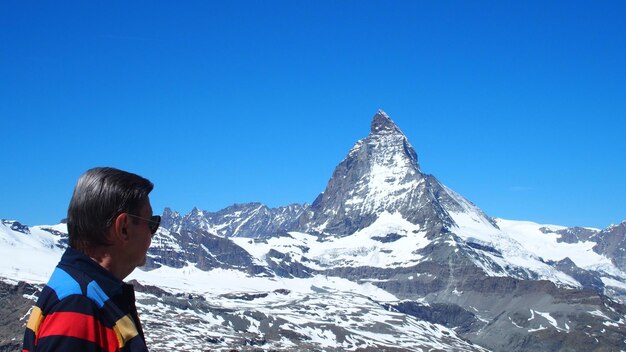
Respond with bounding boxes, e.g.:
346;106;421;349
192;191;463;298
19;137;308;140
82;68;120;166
0;220;65;284
233;212;429;269
445;207;626;289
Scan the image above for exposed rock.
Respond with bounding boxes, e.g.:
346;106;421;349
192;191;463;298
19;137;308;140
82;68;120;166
593;220;626;271
0;281;40;351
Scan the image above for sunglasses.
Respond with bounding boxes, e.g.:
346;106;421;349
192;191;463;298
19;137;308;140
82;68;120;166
126;213;161;235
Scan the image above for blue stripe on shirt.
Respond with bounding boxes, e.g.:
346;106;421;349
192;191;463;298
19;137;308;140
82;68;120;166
86;280;110;308
47;268;81;300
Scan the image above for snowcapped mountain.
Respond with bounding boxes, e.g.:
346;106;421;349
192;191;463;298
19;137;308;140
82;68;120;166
300;110;496;237
163;203;308;239
2;111;626;351
0;220;66;283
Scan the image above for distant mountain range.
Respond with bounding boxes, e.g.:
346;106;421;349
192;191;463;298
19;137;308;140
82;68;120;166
2;110;625;351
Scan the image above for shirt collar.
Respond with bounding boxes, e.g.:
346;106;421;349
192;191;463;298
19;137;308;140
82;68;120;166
59;247;126;297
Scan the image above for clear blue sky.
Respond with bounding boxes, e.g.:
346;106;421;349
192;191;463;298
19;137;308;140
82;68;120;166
1;1;625;229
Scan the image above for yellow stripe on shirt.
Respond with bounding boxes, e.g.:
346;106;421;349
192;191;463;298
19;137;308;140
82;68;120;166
113;314;139;348
26;306;44;335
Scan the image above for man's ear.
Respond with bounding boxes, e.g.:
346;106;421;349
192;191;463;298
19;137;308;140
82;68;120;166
112;213;130;242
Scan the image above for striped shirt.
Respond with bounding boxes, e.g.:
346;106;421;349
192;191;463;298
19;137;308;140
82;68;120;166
23;248;149;352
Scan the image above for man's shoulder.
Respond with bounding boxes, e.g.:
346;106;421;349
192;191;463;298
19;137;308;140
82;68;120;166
36;267;100;314
47;266;85;298
39;265;113;308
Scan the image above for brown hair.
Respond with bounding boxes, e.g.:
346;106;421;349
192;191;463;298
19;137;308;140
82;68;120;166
67;167;153;253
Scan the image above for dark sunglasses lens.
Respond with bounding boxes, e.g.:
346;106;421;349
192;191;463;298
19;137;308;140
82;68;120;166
150;215;161;234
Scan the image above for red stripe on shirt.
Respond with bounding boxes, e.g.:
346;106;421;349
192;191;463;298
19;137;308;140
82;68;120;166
37;311;119;352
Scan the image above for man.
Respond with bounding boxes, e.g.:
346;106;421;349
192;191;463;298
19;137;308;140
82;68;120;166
23;167;160;352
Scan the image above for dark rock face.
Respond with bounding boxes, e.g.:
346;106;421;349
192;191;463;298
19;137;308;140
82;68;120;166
388;301;478;333
593;220;626;271
145;228;270;276
159;207;182;232
265;249;315;278
1;220;30;234
39;226;69;249
0;281;40;352
549;226;599;243
549;258;605;294
371;233;405;243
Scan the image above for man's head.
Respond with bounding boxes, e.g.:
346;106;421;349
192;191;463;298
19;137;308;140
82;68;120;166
67;167;155;255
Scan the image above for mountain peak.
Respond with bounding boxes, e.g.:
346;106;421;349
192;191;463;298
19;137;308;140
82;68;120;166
301;110;500;237
371;109;402;134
